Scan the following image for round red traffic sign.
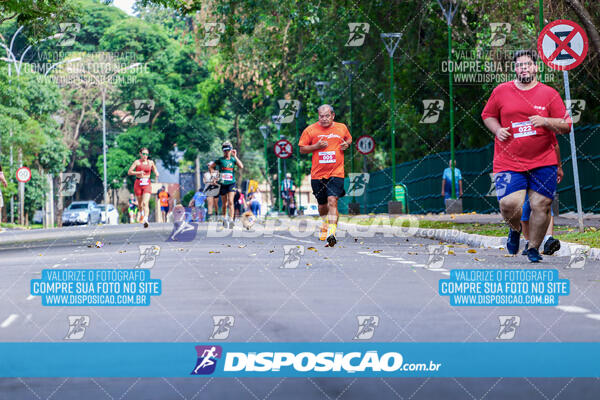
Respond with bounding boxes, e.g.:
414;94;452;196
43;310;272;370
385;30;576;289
16;166;32;183
274;139;293;159
537;19;588;71
356;135;375;155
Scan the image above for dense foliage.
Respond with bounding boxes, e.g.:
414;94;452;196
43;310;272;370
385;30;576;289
1;0;599;222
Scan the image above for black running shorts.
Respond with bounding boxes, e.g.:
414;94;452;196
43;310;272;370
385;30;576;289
310;177;346;205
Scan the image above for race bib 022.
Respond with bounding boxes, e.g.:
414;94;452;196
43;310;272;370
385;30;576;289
318;151;336;164
512;121;537;138
221;172;234;181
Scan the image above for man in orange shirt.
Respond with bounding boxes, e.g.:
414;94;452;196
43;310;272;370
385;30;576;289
299;104;352;247
158;186;171;222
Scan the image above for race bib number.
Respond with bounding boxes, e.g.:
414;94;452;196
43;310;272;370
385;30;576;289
318;151;336;164
512;121;537;138
139;177;150;186
221;172;233;181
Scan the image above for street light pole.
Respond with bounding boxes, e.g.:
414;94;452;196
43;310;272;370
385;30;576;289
44;57;82;76
343;60;359;203
102;88;108;208
380;33;402;197
294;104;302;210
448;23;456;199
272;115;283;212
437;0;460;200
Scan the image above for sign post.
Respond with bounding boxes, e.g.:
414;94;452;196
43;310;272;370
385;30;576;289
16;166;31;225
538;19;588;232
274;138;293;214
354;135;375;213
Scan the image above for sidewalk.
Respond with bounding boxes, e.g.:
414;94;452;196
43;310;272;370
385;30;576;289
414;212;600;228
348;212;600;228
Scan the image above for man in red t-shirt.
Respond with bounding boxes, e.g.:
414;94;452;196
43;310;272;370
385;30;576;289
299;104;352;247
481;50;571;262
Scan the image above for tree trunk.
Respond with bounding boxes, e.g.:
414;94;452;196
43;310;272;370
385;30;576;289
55;175;63;227
564;0;600;55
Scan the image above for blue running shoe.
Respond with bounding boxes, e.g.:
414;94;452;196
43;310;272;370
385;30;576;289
506;228;521;255
542;236;561;255
521;242;529;255
526;247;543;263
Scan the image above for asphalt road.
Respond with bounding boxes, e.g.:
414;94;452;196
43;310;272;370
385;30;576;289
1;220;599;399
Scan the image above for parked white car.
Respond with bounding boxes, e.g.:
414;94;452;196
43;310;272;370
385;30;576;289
62;201;101;226
98;204;119;225
303;204;320;216
33;210;44;224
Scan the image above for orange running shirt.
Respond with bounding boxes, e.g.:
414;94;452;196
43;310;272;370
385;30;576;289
298;122;352;179
158;191;169;207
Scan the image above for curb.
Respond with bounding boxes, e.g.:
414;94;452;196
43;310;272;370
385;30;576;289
410;227;600;262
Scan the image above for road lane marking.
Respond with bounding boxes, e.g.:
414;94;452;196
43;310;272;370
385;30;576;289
26;295;35;301
272;234;315;244
556;305;590;314
585;314;600;321
1;314;19;328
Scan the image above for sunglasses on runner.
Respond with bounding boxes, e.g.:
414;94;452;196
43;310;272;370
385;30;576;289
141;152;149;155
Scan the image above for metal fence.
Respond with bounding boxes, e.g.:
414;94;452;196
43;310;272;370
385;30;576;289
340;124;600;214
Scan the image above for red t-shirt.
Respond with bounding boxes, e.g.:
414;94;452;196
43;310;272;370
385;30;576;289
299;122;352;179
481;81;569;173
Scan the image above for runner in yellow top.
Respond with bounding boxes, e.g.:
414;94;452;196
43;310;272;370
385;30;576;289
299;104;351;247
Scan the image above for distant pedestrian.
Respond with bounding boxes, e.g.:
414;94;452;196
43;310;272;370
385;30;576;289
234;188;245;218
203;161;220;221
248;189;262;217
158;185;171;222
188;188;207;222
281;173;295;213
441;160;463;202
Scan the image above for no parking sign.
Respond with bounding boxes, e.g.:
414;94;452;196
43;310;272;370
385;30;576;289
537;19;588;71
274;139;293;159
